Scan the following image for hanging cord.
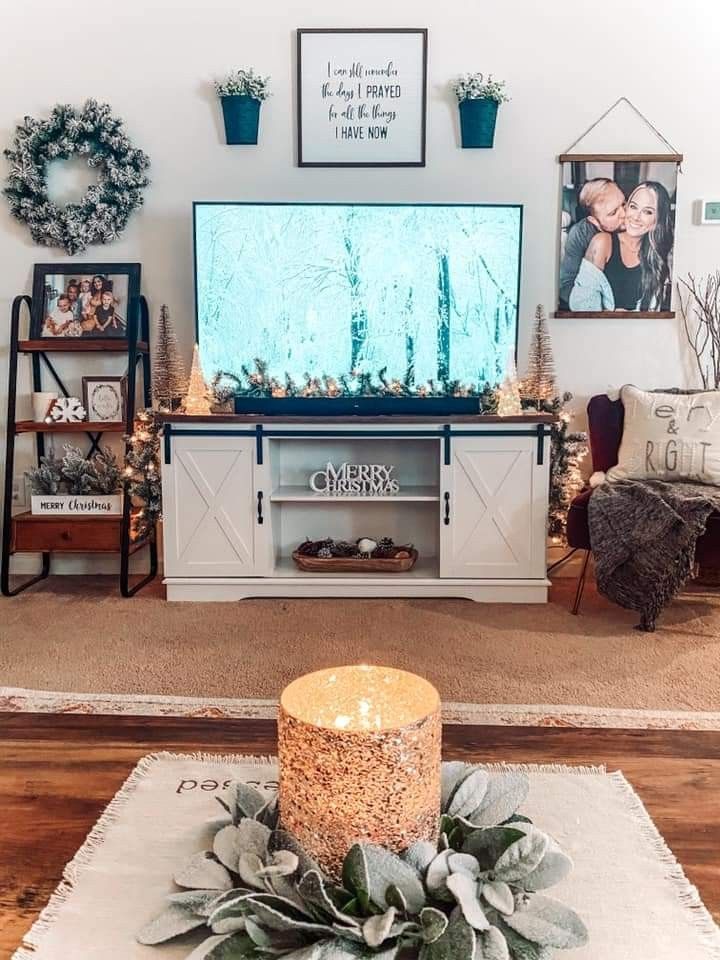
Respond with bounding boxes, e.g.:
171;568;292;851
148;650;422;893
563;97;682;167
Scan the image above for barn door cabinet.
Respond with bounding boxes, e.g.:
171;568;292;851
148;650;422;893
160;415;553;602
162;435;271;578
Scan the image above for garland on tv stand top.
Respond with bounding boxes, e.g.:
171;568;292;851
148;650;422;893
211;359;499;410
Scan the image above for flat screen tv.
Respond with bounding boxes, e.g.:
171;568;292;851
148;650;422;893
194;202;523;414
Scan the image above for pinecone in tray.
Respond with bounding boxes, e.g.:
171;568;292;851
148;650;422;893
296;538;334;557
330;540;357;557
374;536;396;558
295;537;414;561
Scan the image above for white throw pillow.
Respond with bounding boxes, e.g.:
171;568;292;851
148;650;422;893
606;384;720;486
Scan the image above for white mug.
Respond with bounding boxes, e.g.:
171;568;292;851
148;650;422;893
32;392;57;421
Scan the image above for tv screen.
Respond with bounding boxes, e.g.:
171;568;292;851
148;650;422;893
194;202;522;395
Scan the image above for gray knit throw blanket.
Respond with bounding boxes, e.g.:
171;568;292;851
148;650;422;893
588;479;720;631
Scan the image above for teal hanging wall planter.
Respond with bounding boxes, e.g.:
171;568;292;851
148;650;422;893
452;73;509;150
214;68;271;146
221;96;261;145
459;98;499;148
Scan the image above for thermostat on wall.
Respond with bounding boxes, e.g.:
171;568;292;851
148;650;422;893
699;199;720;224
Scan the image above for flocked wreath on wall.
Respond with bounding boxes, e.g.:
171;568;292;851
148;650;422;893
3;99;150;255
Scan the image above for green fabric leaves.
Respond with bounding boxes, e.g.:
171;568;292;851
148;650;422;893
137;766;588;958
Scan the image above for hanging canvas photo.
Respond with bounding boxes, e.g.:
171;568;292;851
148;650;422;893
556;157;679;317
297;28;428;167
31;263;141;339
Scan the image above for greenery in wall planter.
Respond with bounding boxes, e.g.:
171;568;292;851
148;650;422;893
452;73;509;149
214;68;271;145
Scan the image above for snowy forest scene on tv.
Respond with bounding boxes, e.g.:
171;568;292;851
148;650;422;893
194;203;522;392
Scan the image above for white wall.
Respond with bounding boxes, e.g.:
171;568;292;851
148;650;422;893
1;0;719;569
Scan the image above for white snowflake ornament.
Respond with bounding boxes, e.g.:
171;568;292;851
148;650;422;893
46;397;86;423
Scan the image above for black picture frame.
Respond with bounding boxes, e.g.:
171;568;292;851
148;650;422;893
82;375;128;422
30;262;142;340
297;28;428;168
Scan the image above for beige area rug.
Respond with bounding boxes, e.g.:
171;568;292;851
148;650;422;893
14;753;720;960
1;576;719;729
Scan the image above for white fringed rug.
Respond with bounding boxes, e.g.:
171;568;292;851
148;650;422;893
4;686;720;729
13;754;720;960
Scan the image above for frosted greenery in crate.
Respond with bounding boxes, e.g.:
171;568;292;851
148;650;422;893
452;74;509;149
26;444;123;515
138;764;588;959
215;69;271;145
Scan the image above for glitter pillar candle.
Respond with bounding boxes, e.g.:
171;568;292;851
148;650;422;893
278;665;441;877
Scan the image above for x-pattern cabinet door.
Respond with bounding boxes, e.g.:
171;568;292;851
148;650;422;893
440;434;548;579
162;436;264;577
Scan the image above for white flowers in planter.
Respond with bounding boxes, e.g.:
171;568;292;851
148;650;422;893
452;72;510;103
214;68;271;100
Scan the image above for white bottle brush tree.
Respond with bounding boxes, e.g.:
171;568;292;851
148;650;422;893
521;304;556;406
153;304;188;411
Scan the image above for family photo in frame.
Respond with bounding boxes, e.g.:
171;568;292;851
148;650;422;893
31;263;141;339
557;157;679;317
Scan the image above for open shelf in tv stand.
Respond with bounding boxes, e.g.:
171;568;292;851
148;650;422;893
160;415;553;603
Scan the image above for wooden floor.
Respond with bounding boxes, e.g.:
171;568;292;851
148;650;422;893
1;714;719;958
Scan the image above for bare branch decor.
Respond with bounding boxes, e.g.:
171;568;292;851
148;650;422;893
677;272;720;389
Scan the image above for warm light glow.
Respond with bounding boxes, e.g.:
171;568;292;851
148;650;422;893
278;665;442;875
280;665;440;732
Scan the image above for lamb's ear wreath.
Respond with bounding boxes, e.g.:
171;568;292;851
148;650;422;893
3;99;150;255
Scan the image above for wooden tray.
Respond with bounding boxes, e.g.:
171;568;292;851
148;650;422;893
291;548;418;574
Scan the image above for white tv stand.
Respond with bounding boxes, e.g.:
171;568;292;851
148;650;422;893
160;414;553;602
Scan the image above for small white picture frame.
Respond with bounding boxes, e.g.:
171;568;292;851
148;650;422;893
82;376;127;423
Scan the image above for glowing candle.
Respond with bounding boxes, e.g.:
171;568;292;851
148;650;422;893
278;665;441;876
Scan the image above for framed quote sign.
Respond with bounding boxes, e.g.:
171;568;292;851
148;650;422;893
297;28;428;167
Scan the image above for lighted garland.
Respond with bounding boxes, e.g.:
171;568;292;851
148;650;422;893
3;99;150;255
138;764;588;959
524;394;587;544
124;410;162;540
211;359;499;410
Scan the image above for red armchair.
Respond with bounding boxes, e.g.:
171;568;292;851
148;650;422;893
551;394;720;613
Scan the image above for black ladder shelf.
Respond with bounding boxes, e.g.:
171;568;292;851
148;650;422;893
1;293;157;597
